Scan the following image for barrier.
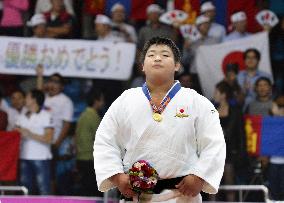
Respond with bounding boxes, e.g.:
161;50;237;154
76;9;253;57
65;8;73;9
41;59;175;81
219;185;269;202
0;186;28;195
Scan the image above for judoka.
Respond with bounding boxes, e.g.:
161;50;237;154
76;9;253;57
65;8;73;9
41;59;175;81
94;37;226;203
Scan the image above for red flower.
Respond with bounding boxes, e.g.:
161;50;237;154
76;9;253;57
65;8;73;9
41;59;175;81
180;109;184;113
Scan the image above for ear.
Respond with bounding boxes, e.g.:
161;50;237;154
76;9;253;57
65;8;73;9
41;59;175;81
174;62;181;72
142;64;145;72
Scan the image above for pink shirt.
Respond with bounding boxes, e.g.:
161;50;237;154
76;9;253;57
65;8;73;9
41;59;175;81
0;0;29;27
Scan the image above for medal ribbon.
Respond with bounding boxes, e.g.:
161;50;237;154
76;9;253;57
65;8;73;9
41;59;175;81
142;81;181;114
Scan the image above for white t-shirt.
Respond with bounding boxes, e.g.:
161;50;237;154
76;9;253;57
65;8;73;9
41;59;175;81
7;107;27;131
17;110;53;160
44;93;73;143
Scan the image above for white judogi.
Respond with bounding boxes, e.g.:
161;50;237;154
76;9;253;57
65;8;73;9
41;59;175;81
94;85;226;203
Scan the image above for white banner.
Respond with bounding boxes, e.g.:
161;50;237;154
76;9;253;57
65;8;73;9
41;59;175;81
0;36;136;80
196;32;272;99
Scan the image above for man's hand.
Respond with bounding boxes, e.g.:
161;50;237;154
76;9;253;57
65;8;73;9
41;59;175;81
110;173;136;198
36;64;44;76
175;174;204;197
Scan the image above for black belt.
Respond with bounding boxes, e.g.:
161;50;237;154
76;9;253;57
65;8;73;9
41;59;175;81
121;176;185;200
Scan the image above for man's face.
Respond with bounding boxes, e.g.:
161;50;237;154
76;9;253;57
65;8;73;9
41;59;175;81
198;22;210;36
204;10;215;21
47;76;63;96
245;51;259;70
255;80;271;98
234;20;247;33
95;23;109;36
112;7;125;23
142;44;180;82
226;71;237;83
147;12;160;23
11;91;25;110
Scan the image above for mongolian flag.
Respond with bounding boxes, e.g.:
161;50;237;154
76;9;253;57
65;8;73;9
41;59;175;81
244;116;284;157
0;131;20;181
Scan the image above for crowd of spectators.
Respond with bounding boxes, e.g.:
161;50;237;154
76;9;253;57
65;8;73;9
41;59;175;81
0;0;284;201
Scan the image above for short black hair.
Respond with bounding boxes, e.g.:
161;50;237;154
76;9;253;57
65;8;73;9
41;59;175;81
12;89;26;97
140;36;181;64
255;77;272;87
216;81;233;100
244;48;261;61
30;89;45;107
225;63;239;74
49;73;65;85
86;88;104;107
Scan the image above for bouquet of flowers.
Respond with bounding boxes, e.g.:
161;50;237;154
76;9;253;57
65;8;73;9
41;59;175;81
128;160;159;194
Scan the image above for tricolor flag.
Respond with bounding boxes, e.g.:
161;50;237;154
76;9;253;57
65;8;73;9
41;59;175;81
196;32;272;99
244;115;284;157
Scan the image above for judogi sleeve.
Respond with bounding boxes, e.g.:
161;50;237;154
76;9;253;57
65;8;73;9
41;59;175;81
93;95;125;192
188;94;226;194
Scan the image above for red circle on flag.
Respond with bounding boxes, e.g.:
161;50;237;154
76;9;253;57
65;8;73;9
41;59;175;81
222;51;246;75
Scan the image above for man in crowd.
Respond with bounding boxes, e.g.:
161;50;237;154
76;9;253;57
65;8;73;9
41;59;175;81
110;3;137;43
224;11;251;42
200;1;226;42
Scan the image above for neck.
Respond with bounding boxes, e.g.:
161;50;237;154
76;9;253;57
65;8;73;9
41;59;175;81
146;79;175;95
247;68;257;76
29;105;40;113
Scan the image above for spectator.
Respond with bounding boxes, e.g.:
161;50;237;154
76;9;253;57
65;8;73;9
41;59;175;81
137;4;176;49
94;14;125;42
35;0;74;16
177;72;194;89
37;70;73;148
247;77;273;115
269;95;284;200
222;63;244;106
237;48;273;110
0;0;29;36
75;88;104;197
212;81;247;201
224;11;251;42
15;89;54;195
26;13;47;38
110;3;137;43
200;1;226;42
44;0;73;38
6;90;27;131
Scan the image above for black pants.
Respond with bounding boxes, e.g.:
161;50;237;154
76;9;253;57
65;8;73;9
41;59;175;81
76;160;103;197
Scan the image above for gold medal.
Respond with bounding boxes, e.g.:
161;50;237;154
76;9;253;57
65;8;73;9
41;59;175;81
153;113;162;122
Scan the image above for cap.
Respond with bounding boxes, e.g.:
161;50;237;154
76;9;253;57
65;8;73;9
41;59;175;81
27;14;46;27
94;14;111;25
195;15;210;26
146;4;163;14
200;1;215;13
111;3;125;12
231;11;247;23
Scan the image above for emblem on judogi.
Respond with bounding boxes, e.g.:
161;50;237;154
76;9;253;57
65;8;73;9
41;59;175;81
175;107;189;118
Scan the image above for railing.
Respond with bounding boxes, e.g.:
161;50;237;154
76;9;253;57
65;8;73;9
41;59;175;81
219;185;270;202
0;186;28;195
